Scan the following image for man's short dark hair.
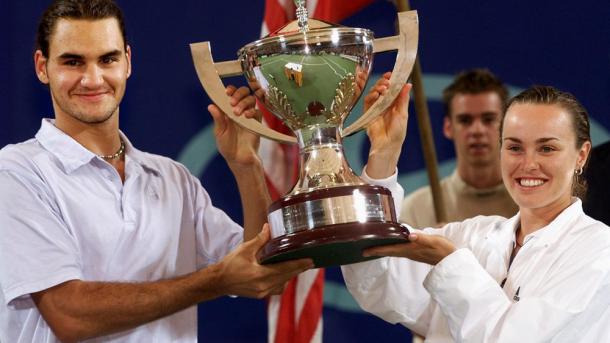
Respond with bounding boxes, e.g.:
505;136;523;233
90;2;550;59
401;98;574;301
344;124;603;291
442;68;508;117
36;0;127;57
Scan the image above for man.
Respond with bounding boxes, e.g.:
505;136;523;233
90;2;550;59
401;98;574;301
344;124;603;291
400;69;518;228
0;1;313;341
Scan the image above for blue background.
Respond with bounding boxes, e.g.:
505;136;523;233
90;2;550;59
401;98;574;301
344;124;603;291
2;0;609;341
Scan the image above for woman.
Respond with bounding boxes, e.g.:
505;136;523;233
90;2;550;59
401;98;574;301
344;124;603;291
342;85;610;342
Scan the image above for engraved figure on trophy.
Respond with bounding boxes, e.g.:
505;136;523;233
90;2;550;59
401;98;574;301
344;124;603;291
190;2;419;267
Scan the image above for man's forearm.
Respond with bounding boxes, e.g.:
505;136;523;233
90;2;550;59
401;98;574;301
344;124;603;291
230;160;271;241
32;265;223;343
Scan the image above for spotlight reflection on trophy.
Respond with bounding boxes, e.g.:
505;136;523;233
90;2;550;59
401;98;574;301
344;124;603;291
190;5;419;267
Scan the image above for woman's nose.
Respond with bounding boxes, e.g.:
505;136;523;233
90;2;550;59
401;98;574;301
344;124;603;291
523;151;539;171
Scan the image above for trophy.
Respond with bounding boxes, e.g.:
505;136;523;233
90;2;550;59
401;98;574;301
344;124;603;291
190;3;418;267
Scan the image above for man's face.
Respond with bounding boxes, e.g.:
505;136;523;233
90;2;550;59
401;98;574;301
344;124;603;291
444;92;502;168
34;18;131;126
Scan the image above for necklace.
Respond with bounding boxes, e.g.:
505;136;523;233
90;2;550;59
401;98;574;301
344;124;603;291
98;139;125;160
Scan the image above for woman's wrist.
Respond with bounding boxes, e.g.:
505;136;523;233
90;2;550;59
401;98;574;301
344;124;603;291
366;150;400;179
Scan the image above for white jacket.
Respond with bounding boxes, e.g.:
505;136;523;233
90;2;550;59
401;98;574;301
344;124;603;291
342;199;610;342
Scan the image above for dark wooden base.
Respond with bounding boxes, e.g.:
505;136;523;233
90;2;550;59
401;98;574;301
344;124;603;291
257;221;409;268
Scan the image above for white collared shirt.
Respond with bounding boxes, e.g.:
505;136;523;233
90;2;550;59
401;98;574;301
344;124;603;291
343;199;610;342
0;119;243;342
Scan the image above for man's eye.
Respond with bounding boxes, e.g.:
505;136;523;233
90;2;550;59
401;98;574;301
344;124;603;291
101;56;118;64
65;60;82;66
457;117;473;125
483;117;498;125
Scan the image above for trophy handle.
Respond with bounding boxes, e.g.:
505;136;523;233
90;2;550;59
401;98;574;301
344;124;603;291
342;10;419;137
190;42;298;144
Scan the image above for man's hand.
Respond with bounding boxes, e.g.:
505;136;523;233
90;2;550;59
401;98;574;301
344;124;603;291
208;85;260;169
215;224;314;298
363;232;457;265
208;85;271;241
364;72;413;179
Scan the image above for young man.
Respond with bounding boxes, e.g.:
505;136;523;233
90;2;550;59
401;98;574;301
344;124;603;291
400;69;518;227
0;1;411;342
0;1;313;341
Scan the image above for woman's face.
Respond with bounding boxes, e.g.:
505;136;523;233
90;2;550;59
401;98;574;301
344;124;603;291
501;103;590;212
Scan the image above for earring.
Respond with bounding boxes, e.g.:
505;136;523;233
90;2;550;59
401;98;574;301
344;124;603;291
575;166;583;175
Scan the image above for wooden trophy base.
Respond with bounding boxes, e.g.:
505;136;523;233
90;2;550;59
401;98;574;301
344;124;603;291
257;221;409;268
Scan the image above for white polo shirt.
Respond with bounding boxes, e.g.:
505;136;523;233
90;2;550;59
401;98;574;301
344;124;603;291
0;119;243;342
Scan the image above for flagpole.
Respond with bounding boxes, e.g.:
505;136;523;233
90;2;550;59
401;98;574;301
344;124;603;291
395;0;447;224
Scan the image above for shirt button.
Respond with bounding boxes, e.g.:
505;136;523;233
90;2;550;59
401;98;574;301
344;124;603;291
147;186;159;199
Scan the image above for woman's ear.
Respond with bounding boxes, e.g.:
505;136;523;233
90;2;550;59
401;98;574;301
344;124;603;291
578;140;592;169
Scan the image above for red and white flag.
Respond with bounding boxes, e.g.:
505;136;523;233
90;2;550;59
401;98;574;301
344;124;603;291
259;1;375;342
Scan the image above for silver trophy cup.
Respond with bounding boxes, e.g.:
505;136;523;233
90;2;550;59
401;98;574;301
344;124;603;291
191;10;418;267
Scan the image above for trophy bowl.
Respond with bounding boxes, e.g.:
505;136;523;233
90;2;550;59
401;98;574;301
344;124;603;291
238;25;373;135
191;11;419;268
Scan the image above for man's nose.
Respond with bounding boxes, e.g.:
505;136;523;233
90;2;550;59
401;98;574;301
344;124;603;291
80;64;104;87
469;118;485;135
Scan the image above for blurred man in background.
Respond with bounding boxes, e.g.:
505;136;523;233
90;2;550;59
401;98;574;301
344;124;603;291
400;69;518;228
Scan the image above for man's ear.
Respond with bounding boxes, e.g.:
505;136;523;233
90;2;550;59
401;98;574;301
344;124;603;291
443;115;454;140
125;45;132;78
34;50;49;84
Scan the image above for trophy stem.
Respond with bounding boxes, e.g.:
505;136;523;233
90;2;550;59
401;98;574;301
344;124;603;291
291;125;364;194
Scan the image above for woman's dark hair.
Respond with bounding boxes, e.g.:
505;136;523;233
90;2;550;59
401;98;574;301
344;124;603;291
502;85;591;198
36;0;127;57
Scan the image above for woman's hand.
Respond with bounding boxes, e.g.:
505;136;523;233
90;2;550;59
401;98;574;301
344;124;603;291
364;72;412;179
363;232;457;265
